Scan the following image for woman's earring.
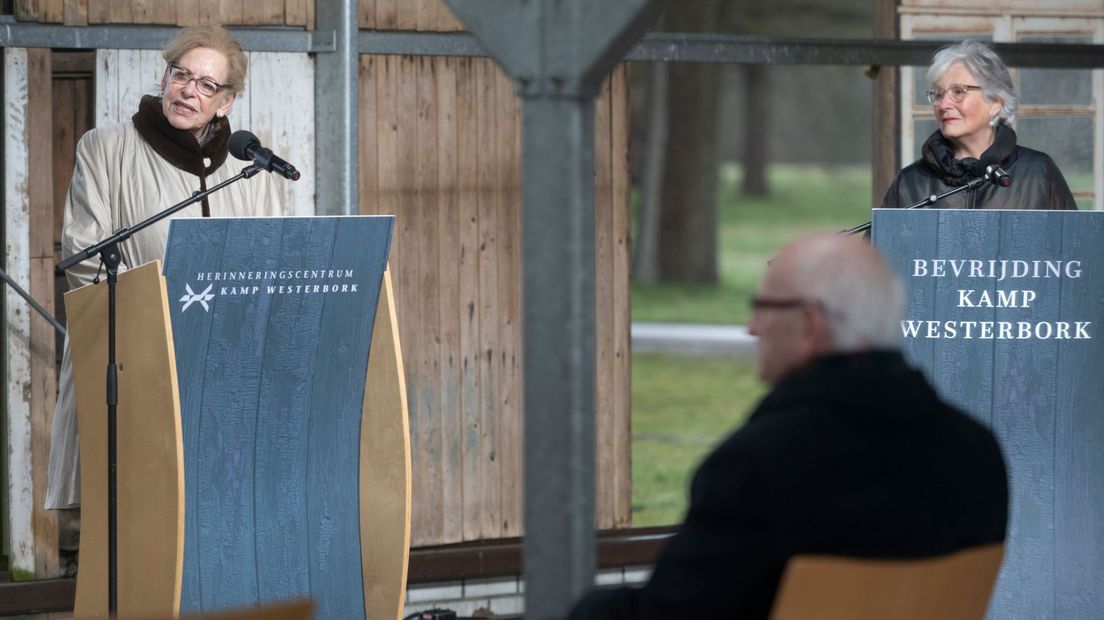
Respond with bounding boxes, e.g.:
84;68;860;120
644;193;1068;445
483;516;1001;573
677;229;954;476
989;115;999;127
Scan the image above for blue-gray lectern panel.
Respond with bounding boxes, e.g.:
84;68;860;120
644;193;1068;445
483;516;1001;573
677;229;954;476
162;216;393;617
873;209;1104;620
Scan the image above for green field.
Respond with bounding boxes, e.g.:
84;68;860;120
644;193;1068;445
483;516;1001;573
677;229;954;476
632;164;876;326
630;164;873;526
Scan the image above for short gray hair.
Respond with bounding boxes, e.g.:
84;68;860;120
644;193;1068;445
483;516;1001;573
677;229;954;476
927;40;1017;125
789;235;907;351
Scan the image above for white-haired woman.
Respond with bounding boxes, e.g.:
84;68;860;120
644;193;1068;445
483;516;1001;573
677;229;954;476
880;40;1077;210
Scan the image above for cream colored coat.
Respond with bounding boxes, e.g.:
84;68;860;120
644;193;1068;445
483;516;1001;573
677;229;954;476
46;120;286;509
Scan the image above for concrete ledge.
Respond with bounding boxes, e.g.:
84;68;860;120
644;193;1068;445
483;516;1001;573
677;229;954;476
632;322;756;357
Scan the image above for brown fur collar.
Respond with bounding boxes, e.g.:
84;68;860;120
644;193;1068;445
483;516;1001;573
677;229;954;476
131;94;230;176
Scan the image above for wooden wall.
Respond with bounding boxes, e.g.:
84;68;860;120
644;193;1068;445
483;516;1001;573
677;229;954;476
359;55;633;546
13;0;314;27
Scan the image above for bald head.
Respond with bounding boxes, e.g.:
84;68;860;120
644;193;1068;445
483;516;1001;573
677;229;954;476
749;233;906;384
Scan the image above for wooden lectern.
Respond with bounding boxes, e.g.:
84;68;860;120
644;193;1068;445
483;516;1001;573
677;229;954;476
66;216;410;619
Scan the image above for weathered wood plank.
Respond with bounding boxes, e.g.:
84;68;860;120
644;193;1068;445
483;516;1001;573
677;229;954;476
284;0;307;28
108;0;132;24
175;0;200;26
44;0;64;22
52;52;95;243
494;65;522;538
414;55;444;543
434;56;464;544
234;52;314;217
374;0;397;30
242;0;282;24
391;53;428;544
30;46;61;577
608;64;633;528
359;0;375;28
86;0;108;24
415;0;435;31
594;74;615;530
148;0;174;24
198;0;220;26
359;56;379;215
131;0;153;24
435;0;464;32
455;56;483;543
475;58;501;539
63;0;88;26
396;0;417;30
13;0;41;21
4;47;35;580
30;258;60;577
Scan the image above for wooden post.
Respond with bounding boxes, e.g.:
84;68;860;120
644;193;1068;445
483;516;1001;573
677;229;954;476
872;0;900;207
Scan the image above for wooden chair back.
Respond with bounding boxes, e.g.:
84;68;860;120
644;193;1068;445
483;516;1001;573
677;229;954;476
770;543;1004;620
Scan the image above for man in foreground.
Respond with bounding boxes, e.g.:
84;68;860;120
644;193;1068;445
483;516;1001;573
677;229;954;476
570;233;1008;620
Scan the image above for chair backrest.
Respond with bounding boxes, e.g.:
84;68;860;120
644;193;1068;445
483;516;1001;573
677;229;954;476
177;600;313;620
769;543;1004;620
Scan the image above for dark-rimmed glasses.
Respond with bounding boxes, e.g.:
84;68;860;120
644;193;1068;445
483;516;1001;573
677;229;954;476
749;296;809;313
167;63;226;97
926;84;982;105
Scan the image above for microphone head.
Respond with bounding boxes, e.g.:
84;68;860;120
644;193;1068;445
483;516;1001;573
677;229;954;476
228;130;260;161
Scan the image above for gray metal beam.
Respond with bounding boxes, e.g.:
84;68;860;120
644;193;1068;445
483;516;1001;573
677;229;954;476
0;18;333;53
627;33;1104;67
0;18;1099;69
445;1;662;618
314;0;358;215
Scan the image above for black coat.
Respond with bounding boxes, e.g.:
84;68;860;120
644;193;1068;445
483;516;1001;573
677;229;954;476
570;351;1009;620
880;126;1077;211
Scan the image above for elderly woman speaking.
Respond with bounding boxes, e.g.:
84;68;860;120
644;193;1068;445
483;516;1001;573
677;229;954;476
880;40;1077;211
47;25;286;510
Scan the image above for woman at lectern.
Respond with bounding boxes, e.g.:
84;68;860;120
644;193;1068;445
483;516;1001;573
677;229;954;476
46;26;285;514
879;40;1077;211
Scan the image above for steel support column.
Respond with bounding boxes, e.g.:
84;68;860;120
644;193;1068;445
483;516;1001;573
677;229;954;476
314;0;359;215
445;1;661;617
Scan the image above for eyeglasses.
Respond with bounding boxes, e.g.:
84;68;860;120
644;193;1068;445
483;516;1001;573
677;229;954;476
749;296;809;312
167;63;226;97
926;84;982;105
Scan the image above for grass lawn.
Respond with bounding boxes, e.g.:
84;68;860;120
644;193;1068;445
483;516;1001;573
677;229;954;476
631;353;766;525
630;164;872;526
632;164;875;326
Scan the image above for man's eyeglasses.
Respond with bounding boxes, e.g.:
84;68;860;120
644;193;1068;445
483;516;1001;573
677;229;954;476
749;296;808;312
926;84;982;105
167;63;226;98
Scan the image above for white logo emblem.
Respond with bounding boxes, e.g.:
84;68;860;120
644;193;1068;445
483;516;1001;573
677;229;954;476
179;284;216;312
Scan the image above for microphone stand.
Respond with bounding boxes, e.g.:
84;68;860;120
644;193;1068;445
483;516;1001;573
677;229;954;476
843;173;994;236
55;163;264;615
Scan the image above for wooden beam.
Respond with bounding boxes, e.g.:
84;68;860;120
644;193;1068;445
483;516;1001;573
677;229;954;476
871;0;900;208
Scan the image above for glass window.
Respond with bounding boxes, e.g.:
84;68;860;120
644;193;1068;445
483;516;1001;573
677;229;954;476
1016;117;1095;194
1018;37;1093;106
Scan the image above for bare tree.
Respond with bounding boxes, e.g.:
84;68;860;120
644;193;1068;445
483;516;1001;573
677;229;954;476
652;0;726;284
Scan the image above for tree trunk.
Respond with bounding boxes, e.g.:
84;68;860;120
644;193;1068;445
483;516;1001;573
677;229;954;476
741;64;770;197
656;0;724;285
633;61;669;284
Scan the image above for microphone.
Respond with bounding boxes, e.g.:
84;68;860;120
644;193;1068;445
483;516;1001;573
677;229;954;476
228;130;300;181
985;165;1011;187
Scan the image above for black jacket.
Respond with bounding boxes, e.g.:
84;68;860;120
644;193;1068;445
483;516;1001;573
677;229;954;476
881;125;1077;211
569;351;1009;620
